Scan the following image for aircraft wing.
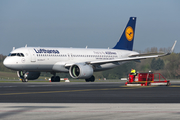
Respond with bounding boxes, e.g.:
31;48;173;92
64;41;177;67
88;54;159;65
88;40;177;65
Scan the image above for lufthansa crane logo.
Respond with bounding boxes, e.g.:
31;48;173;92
125;26;134;41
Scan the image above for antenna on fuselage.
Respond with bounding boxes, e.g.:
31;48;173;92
12;47;15;50
86;46;88;49
25;44;27;47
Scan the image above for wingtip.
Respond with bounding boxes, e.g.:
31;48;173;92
158;40;177;57
169;40;177;53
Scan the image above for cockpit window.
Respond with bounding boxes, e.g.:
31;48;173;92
17;53;21;56
20;53;24;57
8;53;25;57
11;53;16;56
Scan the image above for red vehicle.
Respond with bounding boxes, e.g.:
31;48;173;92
125;72;170;86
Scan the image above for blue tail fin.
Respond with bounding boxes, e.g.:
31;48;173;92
113;17;136;51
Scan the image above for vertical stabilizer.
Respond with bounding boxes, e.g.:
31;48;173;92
113;17;136;51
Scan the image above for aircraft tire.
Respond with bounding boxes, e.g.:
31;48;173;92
22;79;28;82
51;76;54;82
51;76;60;82
22;79;25;82
85;79;90;82
90;75;95;82
85;75;95;82
55;76;60;82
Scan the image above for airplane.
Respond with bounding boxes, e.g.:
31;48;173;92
3;17;177;82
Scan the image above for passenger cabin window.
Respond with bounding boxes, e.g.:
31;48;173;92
8;53;24;57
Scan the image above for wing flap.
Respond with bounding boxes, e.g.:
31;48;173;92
128;52;164;57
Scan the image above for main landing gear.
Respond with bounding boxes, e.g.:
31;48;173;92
51;72;60;82
51;76;60;82
50;72;95;82
85;75;95;82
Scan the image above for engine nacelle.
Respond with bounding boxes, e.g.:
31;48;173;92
69;63;93;79
17;71;40;80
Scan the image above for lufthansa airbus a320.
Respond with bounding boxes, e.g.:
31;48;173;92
3;17;177;82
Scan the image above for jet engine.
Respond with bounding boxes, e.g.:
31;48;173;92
69;63;93;79
17;71;40;80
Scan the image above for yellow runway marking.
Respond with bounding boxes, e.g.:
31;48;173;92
0;87;150;96
169;85;180;87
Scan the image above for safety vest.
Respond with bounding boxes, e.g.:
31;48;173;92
131;69;136;75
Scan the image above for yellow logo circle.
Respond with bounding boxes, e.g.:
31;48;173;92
125;26;134;41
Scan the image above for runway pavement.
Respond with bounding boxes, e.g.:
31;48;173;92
1;103;180;120
1;81;180;120
0;81;180;103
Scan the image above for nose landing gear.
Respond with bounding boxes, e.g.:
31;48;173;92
22;78;28;82
17;71;28;82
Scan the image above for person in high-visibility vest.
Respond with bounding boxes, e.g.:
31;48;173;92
130;69;137;82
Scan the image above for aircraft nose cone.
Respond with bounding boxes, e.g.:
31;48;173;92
3;57;11;68
3;58;8;67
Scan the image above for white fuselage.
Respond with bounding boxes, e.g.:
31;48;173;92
3;47;139;73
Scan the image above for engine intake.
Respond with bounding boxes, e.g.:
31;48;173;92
69;63;93;79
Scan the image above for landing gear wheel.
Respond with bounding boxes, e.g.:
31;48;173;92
85;79;90;82
51;76;60;82
22;79;28;82
85;75;95;82
55;76;60;82
51;76;55;82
